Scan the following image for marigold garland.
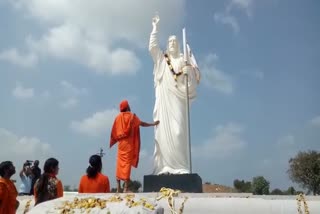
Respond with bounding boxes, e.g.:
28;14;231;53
164;54;183;81
296;193;309;214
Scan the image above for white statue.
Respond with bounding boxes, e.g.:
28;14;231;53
149;15;200;175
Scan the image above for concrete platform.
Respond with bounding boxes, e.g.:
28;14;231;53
17;192;320;214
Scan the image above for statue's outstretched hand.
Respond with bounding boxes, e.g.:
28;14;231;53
152;14;160;29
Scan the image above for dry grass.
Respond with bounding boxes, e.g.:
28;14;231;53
202;184;235;193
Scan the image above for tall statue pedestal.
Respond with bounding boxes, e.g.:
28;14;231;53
143;173;203;193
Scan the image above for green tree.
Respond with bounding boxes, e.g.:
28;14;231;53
288;150;320;195
123;180;142;192
252;176;270;195
270;188;283;195
285;186;296;195
233;179;252;193
64;185;71;192
111;187;117;193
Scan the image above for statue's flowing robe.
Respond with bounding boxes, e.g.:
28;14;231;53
149;29;200;175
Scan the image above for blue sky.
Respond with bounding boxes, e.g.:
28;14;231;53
0;0;319;191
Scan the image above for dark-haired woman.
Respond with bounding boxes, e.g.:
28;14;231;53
78;155;110;193
0;161;19;214
34;158;63;205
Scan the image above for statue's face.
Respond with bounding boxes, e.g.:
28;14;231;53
167;36;179;56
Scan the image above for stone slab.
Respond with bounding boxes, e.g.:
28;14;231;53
143;173;203;193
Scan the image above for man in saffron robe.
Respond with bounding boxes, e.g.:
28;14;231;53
110;100;159;192
0;161;19;214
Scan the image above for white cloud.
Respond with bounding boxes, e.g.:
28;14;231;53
214;13;239;34
227;0;254;16
193;123;247;159
0;48;38;68
12;84;35;99
70;109;118;137
60;98;78;109
111;48;141;74
5;0;185;73
0;128;52;167
276;135;295;147
214;0;255;34
60;80;88;96
200;53;234;94
59;80;88;109
310;116;320;126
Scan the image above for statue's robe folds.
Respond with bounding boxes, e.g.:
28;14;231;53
149;29;200;175
110;112;141;180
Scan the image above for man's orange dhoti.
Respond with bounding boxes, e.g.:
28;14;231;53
110;112;141;181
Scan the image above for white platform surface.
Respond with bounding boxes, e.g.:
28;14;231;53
17;192;320;214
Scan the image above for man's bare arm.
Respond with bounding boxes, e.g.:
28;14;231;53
140;120;160;127
149;14;162;62
19;167;24;178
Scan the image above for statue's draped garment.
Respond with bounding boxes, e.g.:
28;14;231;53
149;29;200;175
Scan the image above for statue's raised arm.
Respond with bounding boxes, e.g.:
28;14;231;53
149;15;162;62
152;14;160;32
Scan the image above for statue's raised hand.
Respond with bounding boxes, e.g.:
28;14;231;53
152;14;160;29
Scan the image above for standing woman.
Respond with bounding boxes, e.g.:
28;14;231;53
0;161;19;214
34;158;63;205
78;155;110;193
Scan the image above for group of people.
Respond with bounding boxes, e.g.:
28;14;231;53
0;99;158;214
0;14;201;214
0;160;41;214
0;156;105;213
0;158;63;213
18;160;41;196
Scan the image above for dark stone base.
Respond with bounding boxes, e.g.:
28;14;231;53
143;173;203;193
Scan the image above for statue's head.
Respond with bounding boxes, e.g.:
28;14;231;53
167;35;180;58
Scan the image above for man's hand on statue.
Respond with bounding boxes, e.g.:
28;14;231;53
154;120;160;126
